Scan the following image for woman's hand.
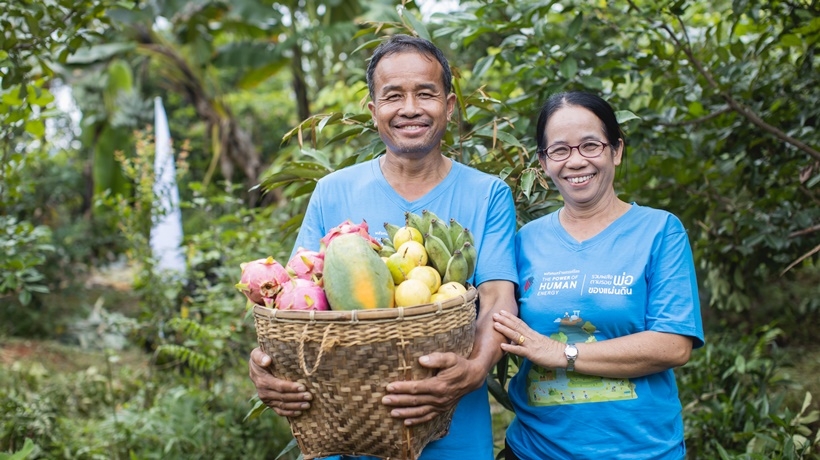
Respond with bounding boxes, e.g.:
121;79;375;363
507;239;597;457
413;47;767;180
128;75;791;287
492;310;566;370
493;310;695;378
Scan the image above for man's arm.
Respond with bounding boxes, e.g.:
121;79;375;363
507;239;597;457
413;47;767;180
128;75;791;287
381;279;517;426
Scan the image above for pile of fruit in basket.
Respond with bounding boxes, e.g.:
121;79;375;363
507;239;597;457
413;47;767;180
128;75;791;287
235;211;475;311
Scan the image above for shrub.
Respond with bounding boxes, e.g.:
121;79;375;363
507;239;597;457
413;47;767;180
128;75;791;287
678;325;819;459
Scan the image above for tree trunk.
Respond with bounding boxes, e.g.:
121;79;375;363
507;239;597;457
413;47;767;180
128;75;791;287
291;42;311;122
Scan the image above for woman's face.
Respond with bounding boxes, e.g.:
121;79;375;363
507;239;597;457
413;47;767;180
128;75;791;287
540;105;623;210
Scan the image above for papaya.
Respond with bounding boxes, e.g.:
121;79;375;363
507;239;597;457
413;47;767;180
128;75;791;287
323;233;395;310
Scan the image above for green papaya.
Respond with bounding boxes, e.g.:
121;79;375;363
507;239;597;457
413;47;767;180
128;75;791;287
323;233;395;310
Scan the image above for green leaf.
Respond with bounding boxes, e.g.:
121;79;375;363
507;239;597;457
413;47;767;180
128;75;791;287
475;128;523;148
486;374;514;412
261;161;331;190
275;438;301;460
2;87;23;105
24;119;45;137
472;55;495;80
65;43;135;64
18;290;31;306
520;168;537;199
26;284;50;294
615;110;641;124
350;38;384;57
324;127;370;146
317;112;342;133
27;85;54;106
559;57;577;79
0;437;36;460
452;72;467;122
237;59;290;89
399;7;431;42
567;12;584;37
299;147;332;171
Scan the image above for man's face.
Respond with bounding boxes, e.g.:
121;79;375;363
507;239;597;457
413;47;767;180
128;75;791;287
367;52;456;159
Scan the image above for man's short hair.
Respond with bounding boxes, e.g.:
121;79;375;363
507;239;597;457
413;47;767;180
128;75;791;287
366;34;452;99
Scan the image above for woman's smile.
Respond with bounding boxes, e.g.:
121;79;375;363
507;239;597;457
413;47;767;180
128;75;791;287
565;173;595;185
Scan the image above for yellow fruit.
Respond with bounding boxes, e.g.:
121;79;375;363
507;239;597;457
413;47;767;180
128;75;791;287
407;265;441;294
436;281;467;300
393;226;423;249
394;279;432;307
396;240;428;267
386;252;416;285
430;292;450;303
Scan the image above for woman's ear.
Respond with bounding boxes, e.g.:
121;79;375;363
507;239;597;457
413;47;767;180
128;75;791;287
613;138;624;166
538;153;548;173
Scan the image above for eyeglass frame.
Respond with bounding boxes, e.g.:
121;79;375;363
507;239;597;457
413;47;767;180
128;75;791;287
536;140;610;161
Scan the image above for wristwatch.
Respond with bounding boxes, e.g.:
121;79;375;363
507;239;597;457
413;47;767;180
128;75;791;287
564;343;578;372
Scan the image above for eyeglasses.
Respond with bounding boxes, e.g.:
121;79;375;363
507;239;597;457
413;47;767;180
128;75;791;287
538;140;609;161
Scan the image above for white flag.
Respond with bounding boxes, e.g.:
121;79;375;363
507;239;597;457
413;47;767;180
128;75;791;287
149;97;186;276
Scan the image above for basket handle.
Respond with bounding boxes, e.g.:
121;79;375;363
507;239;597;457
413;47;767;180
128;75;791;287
298;323;339;376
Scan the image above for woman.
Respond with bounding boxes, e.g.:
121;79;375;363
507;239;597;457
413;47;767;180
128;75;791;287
493;91;704;460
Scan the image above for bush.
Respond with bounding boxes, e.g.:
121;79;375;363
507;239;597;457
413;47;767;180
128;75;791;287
0;356;293;459
678;325;820;459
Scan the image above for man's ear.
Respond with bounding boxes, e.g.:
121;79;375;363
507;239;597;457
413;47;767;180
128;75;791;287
367;101;377;127
446;93;456;121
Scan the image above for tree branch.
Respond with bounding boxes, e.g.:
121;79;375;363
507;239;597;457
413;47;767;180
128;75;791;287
789;224;820;238
659;107;732;126
780;243;820;277
659;19;820;162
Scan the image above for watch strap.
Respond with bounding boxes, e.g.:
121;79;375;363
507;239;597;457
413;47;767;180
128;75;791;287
565;343;578;372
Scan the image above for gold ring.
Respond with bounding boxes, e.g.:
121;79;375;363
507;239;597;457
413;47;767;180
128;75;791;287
517;335;526;345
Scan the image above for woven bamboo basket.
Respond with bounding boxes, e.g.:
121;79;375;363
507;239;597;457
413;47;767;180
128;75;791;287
252;286;477;460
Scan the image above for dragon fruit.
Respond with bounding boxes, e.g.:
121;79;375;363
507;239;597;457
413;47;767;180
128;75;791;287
319;220;381;252
235;256;292;306
286;247;324;281
274;278;329;311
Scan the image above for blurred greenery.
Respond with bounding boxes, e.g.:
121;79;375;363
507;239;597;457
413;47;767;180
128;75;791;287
1;0;818;459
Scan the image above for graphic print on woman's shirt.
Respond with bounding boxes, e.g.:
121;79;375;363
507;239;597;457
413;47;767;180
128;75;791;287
526;310;638;407
520;266;640;407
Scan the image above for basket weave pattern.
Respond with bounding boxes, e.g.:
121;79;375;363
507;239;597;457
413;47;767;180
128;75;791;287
253;287;477;460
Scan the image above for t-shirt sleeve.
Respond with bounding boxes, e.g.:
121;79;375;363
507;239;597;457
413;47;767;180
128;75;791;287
473;181;518;288
646;215;705;349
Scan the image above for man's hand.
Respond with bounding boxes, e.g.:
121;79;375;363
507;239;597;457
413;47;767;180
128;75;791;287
379;280;517;426
380;351;485;426
249;347;313;417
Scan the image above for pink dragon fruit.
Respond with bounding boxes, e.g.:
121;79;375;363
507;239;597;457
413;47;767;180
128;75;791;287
286;247;324;281
274;278;329;311
319;219;381;252
235;256;292;306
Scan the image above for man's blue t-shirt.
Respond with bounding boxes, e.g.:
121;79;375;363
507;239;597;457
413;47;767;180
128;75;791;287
292;157;518;460
506;204;704;460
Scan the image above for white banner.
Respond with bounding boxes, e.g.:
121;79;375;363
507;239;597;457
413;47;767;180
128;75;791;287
149;96;186;276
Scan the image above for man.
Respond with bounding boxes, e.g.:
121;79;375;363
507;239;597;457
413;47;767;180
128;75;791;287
248;34;518;459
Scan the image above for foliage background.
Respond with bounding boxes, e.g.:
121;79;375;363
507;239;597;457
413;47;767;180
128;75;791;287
1;0;818;458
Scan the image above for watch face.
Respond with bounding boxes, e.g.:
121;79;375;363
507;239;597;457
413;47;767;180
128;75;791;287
566;345;578;358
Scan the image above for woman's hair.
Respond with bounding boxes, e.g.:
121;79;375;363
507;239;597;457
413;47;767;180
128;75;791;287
535;91;625;159
366;34;452;99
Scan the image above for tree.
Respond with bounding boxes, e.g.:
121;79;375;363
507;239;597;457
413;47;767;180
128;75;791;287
434;0;819;318
1;0;115;303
